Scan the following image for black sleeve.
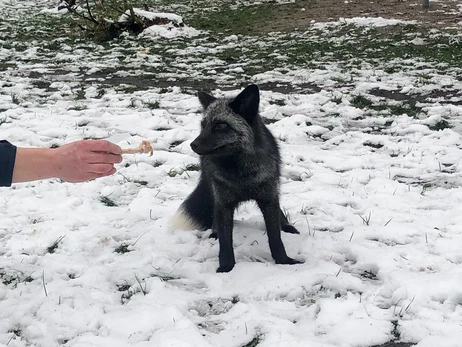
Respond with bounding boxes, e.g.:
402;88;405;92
0;140;17;187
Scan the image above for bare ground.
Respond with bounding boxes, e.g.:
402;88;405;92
260;0;462;32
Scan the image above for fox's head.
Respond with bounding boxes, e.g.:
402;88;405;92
190;84;260;156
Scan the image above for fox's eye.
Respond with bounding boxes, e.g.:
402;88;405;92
214;123;229;131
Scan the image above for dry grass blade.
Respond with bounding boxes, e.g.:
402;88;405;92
42;270;48;297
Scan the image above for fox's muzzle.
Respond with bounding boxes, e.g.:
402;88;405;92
190;138;202;154
190;137;214;155
191;136;232;156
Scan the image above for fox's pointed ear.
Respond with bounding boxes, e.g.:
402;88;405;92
229;84;260;121
198;91;216;110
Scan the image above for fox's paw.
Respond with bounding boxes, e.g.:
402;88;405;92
275;256;303;265
217;263;235;273
282;225;300;234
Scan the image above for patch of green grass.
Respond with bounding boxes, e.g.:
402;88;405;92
185;163;201;171
279;25;462;74
0;116;11;126
370;101;390;112
351;94;373;109
388;103;421;118
77;120;90;127
44;40;62;51
391;320;401;341
262;117;278;125
332;76;352;85
134;179;148;186
11;94;20;105
69;105;88;111
330;95;343;105
75;89;86;100
368;100;422;118
170;140;184;148
242;331;263;347
216;48;241;63
268;99;286;106
363;141;384;149
117;283;131;291
428;119;451;131
384;120;394;127
96;87;106;99
10;13;72;42
31;80;53;90
100;196;117;207
189;3;276;35
115;244;131;254
118;85;138;94
384;65;401;74
37;39;62;53
421;182;433;196
8;327;22;337
153;160;165;167
361;270;378;281
1;271;17;286
150;272;178;282
121;289;136;304
327;112;341;118
0;60;16;72
13;43;28;52
146;100;160;109
416;73;432;83
167;168;179;177
308;132;327;142
1;270;33;288
119;275;147;304
47;235;66;254
359;212;372;226
120;285;143;304
158;87;170;94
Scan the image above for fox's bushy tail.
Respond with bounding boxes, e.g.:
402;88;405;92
170;174;214;231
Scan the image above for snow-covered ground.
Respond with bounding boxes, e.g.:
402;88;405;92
1;1;462;347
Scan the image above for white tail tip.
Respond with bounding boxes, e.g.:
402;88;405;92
169;207;201;230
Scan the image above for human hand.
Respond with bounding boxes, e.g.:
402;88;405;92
52;140;122;182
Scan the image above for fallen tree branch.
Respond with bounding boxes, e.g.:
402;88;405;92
85;0;99;24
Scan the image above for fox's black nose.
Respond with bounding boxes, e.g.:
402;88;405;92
190;140;198;152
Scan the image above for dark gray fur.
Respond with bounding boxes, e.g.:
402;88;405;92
177;84;302;272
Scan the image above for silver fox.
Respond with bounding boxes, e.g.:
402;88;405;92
171;84;302;272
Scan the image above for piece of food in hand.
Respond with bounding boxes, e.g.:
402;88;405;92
121;140;153;156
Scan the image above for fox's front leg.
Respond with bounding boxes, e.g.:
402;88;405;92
214;204;236;273
258;200;302;265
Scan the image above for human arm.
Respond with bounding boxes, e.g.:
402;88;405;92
8;140;122;185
